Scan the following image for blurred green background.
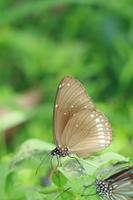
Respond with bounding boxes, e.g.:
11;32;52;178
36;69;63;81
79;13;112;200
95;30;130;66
0;0;133;199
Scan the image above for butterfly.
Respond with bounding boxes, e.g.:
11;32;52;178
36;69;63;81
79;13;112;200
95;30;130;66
51;76;112;159
96;166;133;200
82;163;133;200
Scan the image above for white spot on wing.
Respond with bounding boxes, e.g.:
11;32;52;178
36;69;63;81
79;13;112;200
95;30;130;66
96;118;100;123
105;122;109;126
99;139;106;144
55;104;58;108
98;135;105;139
96;124;103;128
59;84;62;89
90;114;94;118
67;83;70;86
98;128;104;131
64;112;67;115
100;143;106;147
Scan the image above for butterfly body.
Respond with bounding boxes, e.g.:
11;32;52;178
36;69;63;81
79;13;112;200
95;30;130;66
51;145;69;157
51;76;112;159
96;179;113;197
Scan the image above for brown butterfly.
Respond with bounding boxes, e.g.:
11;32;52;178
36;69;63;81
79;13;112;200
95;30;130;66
51;76;112;159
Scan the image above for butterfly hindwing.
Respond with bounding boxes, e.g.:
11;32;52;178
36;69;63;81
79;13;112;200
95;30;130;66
111;168;133;197
60;109;112;158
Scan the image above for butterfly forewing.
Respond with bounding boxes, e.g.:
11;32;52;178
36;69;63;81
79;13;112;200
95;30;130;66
61;109;112;158
53;76;96;144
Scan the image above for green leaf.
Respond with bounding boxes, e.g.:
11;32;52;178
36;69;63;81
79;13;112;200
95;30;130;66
90;152;129;168
52;170;67;187
66;176;99;200
11;139;55;167
56;191;74;200
57;156;97;179
5;171;15;194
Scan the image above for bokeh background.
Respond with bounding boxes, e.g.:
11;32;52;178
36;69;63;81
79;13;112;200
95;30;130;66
0;0;133;199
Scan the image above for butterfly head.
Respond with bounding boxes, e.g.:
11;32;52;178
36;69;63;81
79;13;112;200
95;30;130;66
96;179;113;197
51;145;69;157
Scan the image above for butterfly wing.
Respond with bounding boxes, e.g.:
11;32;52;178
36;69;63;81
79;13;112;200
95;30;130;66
53;76;96;144
110;168;133;198
111;194;133;200
60;109;112;157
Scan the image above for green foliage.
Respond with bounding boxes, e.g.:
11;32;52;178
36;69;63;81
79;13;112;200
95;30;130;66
0;0;133;199
5;140;131;200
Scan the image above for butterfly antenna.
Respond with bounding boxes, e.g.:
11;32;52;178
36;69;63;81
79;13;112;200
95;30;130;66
68;155;85;171
56;155;62;167
36;153;50;175
51;155;58;171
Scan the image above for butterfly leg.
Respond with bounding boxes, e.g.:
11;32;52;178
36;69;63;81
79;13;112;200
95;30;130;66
56;155;60;167
68;155;85;171
59;156;62;167
56;155;62;167
50;155;53;169
35;153;50;175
